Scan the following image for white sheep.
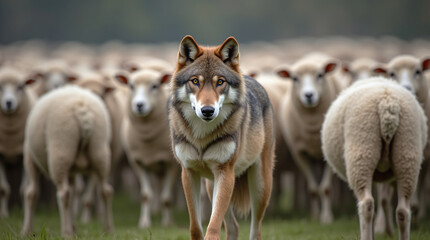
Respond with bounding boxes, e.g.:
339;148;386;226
21;86;114;237
115;68;179;228
31;59;77;96
342;58;382;86
74;69;126;223
0;66;37;218
373;55;430;232
277;53;340;224
322;77;427;240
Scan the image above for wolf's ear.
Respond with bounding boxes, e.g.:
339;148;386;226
216;37;240;68
178;35;202;66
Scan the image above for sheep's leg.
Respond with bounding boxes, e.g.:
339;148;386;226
21;147;40;236
72;174;84;221
355;183;374;240
248;160;272;240
293;152;319;220
206;179;238;240
56;178;74;237
381;183;394;236
161;164;178;227
129;160;153;228
182;167;203;240
81;174;97;223
374;183;394;236
391;127;422;240
374;183;386;234
0;162;9;218
319;165;333;224
89;145;114;233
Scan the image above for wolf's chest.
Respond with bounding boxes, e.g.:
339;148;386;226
174;140;236;170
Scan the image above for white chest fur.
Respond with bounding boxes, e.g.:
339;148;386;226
174;141;236;169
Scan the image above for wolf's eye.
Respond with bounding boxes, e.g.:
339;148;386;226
217;79;224;86
192;78;199;86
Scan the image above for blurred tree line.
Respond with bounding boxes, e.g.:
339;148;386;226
0;0;429;44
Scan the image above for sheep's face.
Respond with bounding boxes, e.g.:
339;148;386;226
115;69;170;117
0;74;35;114
45;71;70;91
278;62;337;108
387;59;428;95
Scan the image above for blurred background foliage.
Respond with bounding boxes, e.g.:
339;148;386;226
1;0;429;45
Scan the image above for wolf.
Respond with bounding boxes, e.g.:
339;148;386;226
168;35;275;240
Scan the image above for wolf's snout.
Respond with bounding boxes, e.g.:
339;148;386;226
201;106;215;117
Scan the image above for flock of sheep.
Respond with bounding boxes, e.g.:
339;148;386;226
0;36;429;240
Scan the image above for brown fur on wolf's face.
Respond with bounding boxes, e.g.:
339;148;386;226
188;75;228;107
171;36;244;123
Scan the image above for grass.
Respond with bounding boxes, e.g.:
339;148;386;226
1;192;430;240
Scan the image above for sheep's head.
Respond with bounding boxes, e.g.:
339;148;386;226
342;58;380;83
115;69;170;117
0;68;36;114
277;61;337;108
373;55;430;102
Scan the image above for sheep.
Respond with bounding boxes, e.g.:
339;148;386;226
0;66;37;218
342;58;382;86
21;86;114;237
373;55;430;231
276;53;340;224
31;59;77;96
321;77;427;240
74;70;126;223
258;74;295;210
115;68;179;228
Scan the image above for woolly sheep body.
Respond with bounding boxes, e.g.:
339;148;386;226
21;86;114;237
322;77;427;240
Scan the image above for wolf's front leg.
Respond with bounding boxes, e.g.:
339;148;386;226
206;163;235;240
182;167;203;240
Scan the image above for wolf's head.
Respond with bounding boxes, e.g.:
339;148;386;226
171;36;244;123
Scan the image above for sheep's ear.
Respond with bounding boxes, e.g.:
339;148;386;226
249;72;257;78
373;67;387;75
124;62;140;73
215;37;240;70
25;73;42;85
277;69;291;79
115;72;129;85
342;64;350;74
178;35;202;67
67;74;78;82
422;58;430;72
104;86;115;94
160;74;171;84
324;62;337;74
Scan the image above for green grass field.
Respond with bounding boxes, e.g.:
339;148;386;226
1;193;430;240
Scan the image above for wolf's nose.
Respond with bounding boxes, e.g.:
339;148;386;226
201;106;215;117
